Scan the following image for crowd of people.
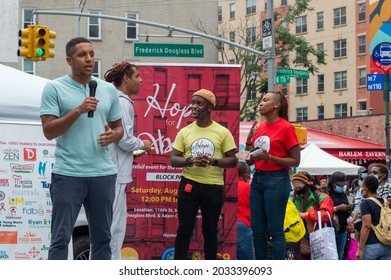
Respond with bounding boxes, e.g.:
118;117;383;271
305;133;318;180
237;158;391;260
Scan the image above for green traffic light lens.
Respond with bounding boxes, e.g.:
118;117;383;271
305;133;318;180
36;48;45;57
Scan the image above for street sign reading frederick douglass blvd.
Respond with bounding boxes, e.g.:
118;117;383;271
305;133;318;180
275;67;309;84
134;43;204;58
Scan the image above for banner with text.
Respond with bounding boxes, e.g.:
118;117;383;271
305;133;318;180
119;64;240;260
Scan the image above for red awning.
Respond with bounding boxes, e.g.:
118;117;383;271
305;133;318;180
240;122;386;161
304;128;385;160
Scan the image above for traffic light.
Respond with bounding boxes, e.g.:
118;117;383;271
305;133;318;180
293;124;307;145
18;24;56;61
17;25;34;59
32;25;47;61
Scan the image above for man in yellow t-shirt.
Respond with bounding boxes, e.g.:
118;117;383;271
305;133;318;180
170;89;237;260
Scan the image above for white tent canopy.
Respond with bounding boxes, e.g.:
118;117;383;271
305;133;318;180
297;143;361;175
0;63;49;125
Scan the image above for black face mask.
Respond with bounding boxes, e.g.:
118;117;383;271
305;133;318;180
295;189;306;196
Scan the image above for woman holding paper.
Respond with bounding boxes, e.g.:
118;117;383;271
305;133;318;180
245;91;300;260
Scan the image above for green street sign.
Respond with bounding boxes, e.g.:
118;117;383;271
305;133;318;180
276;68;309;79
134;43;204;58
275;74;291;84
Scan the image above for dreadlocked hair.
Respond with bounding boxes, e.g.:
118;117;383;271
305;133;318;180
104;61;137;88
273;91;289;121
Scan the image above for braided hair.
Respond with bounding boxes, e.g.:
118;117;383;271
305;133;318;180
104;61;138;87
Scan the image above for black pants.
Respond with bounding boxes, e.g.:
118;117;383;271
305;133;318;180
174;177;224;260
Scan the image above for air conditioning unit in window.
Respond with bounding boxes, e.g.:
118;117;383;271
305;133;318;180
356;109;368;116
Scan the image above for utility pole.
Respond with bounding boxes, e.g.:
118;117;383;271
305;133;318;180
385;73;390;169
266;0;276;92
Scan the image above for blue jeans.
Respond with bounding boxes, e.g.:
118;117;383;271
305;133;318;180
336;231;347;260
363;243;391;260
250;169;291;260
237;221;254;260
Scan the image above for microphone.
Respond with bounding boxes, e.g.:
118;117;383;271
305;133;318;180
88;80;97;118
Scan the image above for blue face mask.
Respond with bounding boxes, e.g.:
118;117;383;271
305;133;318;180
335;185;345;193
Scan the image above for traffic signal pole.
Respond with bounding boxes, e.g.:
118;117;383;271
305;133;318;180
266;0;276;92
32;9;268;58
385;72;390;169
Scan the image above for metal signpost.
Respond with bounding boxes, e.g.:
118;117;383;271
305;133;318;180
370;5;391;168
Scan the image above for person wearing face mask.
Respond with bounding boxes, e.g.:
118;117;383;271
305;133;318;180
347;167;367;234
369;163;391;204
291;171;334;259
356;175;391;260
328;171;352;259
237;161;254;260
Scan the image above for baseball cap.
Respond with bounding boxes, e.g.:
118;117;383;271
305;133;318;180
330;171;346;185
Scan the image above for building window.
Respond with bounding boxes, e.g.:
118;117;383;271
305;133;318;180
23;8;34;28
358;35;366;54
334;71;347;90
296;78;308;94
317;12;324;30
334;7;346;27
359;100;367;110
296;16;307;34
229;31;235;43
317;106;324;120
88;11;101;39
247;87;256;100
246;0;256;15
317;74;325;92
296;107;308;121
358;67;366;87
246;27;256;45
281;0;288;6
125;12;138;40
230;3;235;19
358;2;366;22
92;60;101;78
218;6;222;22
23;59;34;74
335;103;347;118
317;43;324;52
334;39;347;58
295;50;307;64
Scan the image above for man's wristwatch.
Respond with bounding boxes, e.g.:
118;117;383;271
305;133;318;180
185;157;193;167
211;159;218;166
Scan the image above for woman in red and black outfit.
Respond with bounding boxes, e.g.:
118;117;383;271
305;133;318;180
246;91;300;260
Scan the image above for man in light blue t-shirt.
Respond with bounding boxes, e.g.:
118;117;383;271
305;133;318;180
40;37;123;260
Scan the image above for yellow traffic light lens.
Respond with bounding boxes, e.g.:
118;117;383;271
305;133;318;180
37;38;46;47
